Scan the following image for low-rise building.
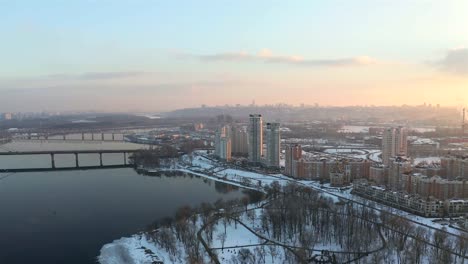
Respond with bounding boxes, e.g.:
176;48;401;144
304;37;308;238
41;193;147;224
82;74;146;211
440;155;468;180
353;181;468;217
369;164;388;185
409;138;439;157
290;157;368;183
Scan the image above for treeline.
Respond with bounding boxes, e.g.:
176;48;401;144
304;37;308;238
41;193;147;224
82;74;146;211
129;145;179;168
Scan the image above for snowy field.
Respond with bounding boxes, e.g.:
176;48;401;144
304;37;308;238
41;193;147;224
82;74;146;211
410;127;436;133
338;125;370;133
323;148;382;162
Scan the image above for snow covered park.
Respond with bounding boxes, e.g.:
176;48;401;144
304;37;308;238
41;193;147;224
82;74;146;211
98;152;467;264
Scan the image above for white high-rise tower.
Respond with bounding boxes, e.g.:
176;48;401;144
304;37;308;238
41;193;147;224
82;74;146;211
248;114;263;163
382;126;407;165
266;122;281;168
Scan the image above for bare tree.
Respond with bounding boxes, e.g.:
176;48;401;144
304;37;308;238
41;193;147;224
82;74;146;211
217;232;227;251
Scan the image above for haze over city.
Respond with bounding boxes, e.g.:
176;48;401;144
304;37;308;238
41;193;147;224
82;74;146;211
1;1;467;112
3;2;468;264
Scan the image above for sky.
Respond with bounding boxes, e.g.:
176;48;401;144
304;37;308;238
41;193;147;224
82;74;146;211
1;0;467;112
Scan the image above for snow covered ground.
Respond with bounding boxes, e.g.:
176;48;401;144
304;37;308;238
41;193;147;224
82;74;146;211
413;157;441;165
98;152;465;263
324;148;367;154
368;150;382;162
99;206;348;264
99;234;167;264
338;125;369;133
186;153;464;235
410;127;436;133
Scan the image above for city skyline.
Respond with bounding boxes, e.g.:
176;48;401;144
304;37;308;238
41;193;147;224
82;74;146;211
2;2;468;263
1;1;467;112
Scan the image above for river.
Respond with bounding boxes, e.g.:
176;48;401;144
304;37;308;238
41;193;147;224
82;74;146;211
0;140;246;264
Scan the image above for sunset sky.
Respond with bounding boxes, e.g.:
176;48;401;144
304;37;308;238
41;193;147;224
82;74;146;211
1;1;467;112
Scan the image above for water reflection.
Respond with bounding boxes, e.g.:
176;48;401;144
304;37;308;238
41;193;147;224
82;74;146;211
0;141;247;264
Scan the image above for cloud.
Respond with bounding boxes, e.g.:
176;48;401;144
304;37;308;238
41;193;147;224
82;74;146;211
46;71;148;80
434;48;468;75
183;49;377;67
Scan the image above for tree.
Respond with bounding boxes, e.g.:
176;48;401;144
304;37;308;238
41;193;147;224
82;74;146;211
432;227;449;263
411;226;429;264
268;244;278;263
455;233;468;264
241;196;250;212
268;181;281;199
217;232;227;251
129;148;160;167
237;248;256;264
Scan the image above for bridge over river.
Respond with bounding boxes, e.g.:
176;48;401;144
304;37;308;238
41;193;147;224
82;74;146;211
0;149;139;172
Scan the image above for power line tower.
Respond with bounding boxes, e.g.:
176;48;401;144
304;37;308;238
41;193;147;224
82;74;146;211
463;108;466;136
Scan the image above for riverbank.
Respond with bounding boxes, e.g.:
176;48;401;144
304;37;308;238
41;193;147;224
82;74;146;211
131;151;468;235
98;151;467;263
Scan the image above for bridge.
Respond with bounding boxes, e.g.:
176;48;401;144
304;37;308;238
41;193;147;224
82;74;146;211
0;149;139;171
15;132;127;142
5;125;167;142
0;165;132;173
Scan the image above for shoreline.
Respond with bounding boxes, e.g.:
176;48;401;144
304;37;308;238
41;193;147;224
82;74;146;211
137;166;265;193
98;154;467;263
135;153;467;236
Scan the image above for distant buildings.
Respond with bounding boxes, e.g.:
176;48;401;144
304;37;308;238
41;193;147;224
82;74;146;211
382;127;408;165
214;114;280;168
213;122;250;161
248;114;263;164
180;123;205;132
0;112;63;120
284;143;370;186
265;122;281;168
409;138;439;157
2;113;12;120
441;155;468;180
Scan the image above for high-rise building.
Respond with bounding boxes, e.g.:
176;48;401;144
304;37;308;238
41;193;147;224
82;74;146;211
382;128;396;166
214;126;224;157
395;127;408;156
266;122;281;168
214;125;231;161
219;137;232;161
388;156;411;190
231;126;248;155
248;114;263;163
285;144;302;176
382;127;408;165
